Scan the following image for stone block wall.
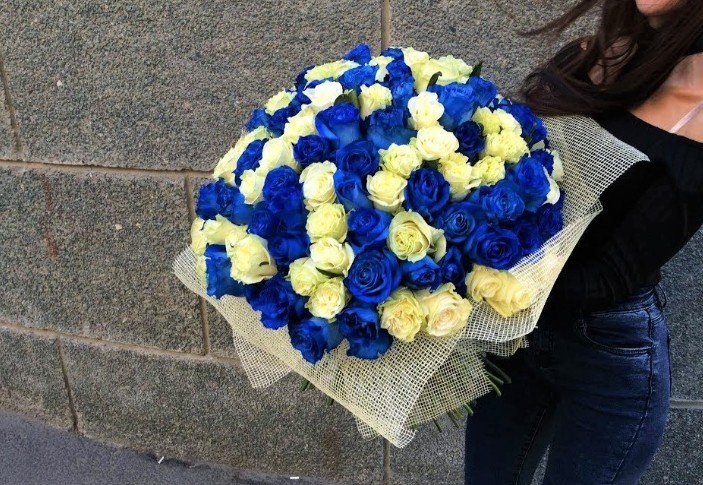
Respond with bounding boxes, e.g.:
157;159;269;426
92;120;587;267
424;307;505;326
1;1;701;483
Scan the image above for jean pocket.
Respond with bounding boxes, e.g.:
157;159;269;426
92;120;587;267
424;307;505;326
575;308;654;356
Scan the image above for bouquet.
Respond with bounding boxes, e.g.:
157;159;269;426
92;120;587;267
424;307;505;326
174;44;647;447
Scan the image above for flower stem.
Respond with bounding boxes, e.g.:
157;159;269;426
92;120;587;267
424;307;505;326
483;358;512;384
299;378;311;392
433;418;443;432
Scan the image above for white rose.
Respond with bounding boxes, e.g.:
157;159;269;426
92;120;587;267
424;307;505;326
494;109;522;135
483;131;529;164
369;55;394;82
366;170;408;213
472;107;501;136
226;234;277;284
300;161;337;210
259;137;299;172
413;126;460;161
288;257;329;296
239;168;267;204
306;277;348;320
416;283;473;337
379;143;423;179
359;83;393;119
306;203;348;243
190;218;207;256
550;149;564;182
544;168;561;205
438;152;481;200
387;211;444;263
309;237;355;276
265;90;295;115
465;265;532;318
472;155;506;186
378;287;425;342
408;91;444;130
304;60;359;83
201;215;247;246
213;126;270;185
302;80;344;112
283;106;318;143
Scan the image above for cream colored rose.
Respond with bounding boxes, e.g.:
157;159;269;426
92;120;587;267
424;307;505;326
239;168;267;205
302;80;344;112
213;126;270;185
387;211;444;263
483;131;529;164
494;109;522;135
438;152;481;200
545;169;561;205
369;55;394;81
201;215;247;246
259;137;299;172
265;90;295;115
306;203;348;243
472;155;506;186
408;91;444;130
413;126;460;161
550;149;564;182
195;254;207;284
401;47;431;70
310;237;355;276
416;283;473;337
472;107;501;136
466;265;532;318
304;60;360;83
226;234;277;284
306;277;348;320
300;161;337;210
359;83;393;119
366;170;408;213
379;143;423;179
191;218;207;256
288;257;329;296
432;55;473;85
378;287;425;342
283;106;318;143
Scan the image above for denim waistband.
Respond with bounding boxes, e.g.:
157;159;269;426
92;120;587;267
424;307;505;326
604;284;667;312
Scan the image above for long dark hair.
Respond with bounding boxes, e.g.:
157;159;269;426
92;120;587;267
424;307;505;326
519;0;703;116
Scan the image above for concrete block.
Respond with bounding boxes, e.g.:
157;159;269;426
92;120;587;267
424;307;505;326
0;0;380;171
0;167;202;352
661;229;703;400
62;339;384;484
391;0;597;95
0;85;14;158
0;326;73;429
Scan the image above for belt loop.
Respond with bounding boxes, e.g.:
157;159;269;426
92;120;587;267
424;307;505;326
654;283;667;309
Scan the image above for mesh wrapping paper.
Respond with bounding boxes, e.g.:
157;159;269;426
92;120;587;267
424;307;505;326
174;115;649;448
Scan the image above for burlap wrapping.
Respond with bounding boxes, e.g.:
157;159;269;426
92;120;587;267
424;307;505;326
173;115;649;447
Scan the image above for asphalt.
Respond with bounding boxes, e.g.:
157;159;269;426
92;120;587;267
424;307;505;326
0;410;329;485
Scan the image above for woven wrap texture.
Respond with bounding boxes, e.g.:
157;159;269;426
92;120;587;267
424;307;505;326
174;115;649;447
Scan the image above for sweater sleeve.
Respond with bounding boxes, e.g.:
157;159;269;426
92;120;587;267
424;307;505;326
546;172;703;313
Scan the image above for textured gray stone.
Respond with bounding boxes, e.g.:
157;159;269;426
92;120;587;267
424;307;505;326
642;408;703;485
0;326;73;429
392;0;597;95
0;409;335;485
62;339;383;484
0;0;380;171
0;167;202;352
661;230;703;401
0;84;14;158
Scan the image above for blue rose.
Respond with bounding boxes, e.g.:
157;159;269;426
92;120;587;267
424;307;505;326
536;202;564;240
343;44;372;64
347;207;392;252
512;218;544;255
496;99;548;147
203;244;246;298
337;303;392;360
234;139;266;184
288;317;343;364
315;102;362;148
466;76;498;108
438;246;468;294
480;181;526;222
268;231;310;269
334;170;373;212
335;140;380;178
247;201;281;239
262;166;304;212
345;249;402;304
339;65;379;91
401;256;441;290
508;157;551;212
386;60;415;109
268;105;299;137
454;121;485;161
381;47;404;60
527;149;555;174
428;82;477;131
196;179;253;225
279;205;308;233
464;223;522;270
404;168;451;223
365;107;417;150
295;65;314;92
293;135;333;168
436;202;479;243
246;274;303;330
245;108;272;132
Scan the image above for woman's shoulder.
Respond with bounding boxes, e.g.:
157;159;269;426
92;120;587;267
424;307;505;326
597;109;703;196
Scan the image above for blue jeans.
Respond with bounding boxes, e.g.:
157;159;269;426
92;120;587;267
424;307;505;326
465;284;671;485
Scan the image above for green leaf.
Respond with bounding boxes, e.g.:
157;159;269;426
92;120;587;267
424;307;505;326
427;71;443;88
316;267;341;279
470;61;483;78
334;90;360;109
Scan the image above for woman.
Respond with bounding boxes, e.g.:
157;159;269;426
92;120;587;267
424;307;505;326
465;1;703;484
